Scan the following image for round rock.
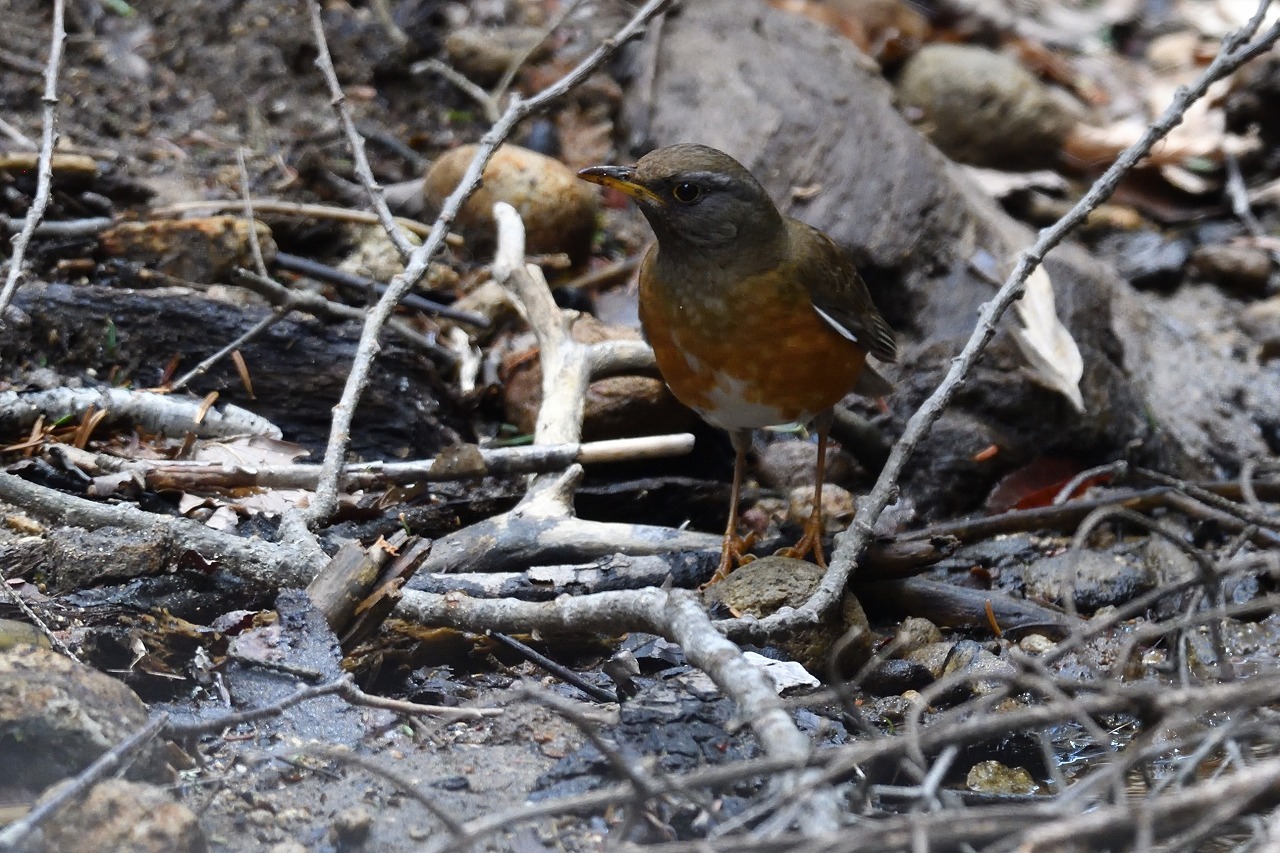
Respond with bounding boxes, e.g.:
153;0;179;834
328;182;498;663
0;645;170;794
896;44;1081;170
422;143;599;264
702;556;872;675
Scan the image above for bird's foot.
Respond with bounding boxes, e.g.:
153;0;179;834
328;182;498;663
775;516;827;568
701;532;757;588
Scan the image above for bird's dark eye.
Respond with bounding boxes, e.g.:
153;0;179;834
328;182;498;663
671;182;702;204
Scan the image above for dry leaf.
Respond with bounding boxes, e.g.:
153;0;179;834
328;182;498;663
1012;266;1086;412
192;434;311;467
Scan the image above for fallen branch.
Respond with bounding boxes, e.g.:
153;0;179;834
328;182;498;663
0;387;283;441
0;0;64;317
77;433;694;492
0;472;320;588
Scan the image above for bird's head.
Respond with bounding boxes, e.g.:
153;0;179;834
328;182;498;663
579;144;784;254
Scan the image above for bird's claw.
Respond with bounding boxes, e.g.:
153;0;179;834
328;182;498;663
775;517;827;568
702;532;757;587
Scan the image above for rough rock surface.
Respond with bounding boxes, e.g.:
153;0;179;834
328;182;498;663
0;645;170;794
38;779;207;853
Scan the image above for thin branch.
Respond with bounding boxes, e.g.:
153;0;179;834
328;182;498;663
228;267;454;361
0;472;320;588
84;433;694;491
489;0;586;108
167;308;288;393
152;198;445;239
0;214;112;237
0;574;77;659
0;0;65;316
0;116;35;147
413;58;500;123
303;746;467;838
306;0;674;525
305;0;417;261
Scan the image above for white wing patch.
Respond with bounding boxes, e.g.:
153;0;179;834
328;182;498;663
813;306;859;343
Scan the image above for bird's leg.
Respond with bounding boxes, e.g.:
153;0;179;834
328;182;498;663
778;410;833;568
705;429;753;586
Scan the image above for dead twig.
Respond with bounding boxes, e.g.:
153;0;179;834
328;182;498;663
75;433;694;492
271;252;489;326
168;308;289;394
0;387;282;441
490;633;618;703
306;0;674;526
0;472;320;587
302;745;467;838
152;198;447;240
0;0;65;316
489;0;586;109
165;673;499;742
305;0;417;262
413;59;501;124
228;266;453;361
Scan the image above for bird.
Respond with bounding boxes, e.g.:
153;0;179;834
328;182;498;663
579;144;897;583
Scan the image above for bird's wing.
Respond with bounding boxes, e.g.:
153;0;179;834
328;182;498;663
790;220;899;364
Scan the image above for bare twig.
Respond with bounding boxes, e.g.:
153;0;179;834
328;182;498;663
237;148;271;278
152;198;444;239
305;0;417;261
0;386;282;440
0;0;65;316
168;308;289;393
490;633;618;703
413;58;500;124
0;115;35;147
303;745;466;838
79;433;694;492
490;0;586;108
271;251;489;326
306;0;674;526
0;214;113;237
228;266;454;361
0;576;77;659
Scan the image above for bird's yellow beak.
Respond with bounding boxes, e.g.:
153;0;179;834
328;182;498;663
578;165;664;206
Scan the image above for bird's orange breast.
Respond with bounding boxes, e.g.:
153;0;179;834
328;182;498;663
639;251;869;430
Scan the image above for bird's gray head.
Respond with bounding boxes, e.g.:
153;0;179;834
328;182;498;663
579;143;785;255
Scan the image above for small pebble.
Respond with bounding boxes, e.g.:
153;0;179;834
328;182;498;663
1189;243;1273;298
756;439;852;490
966;760;1040;795
331;805;373;849
444;25;554;84
1240;296;1280;359
893;616;942;655
786;483;855;532
1100;230;1189;291
1018;633;1055;655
